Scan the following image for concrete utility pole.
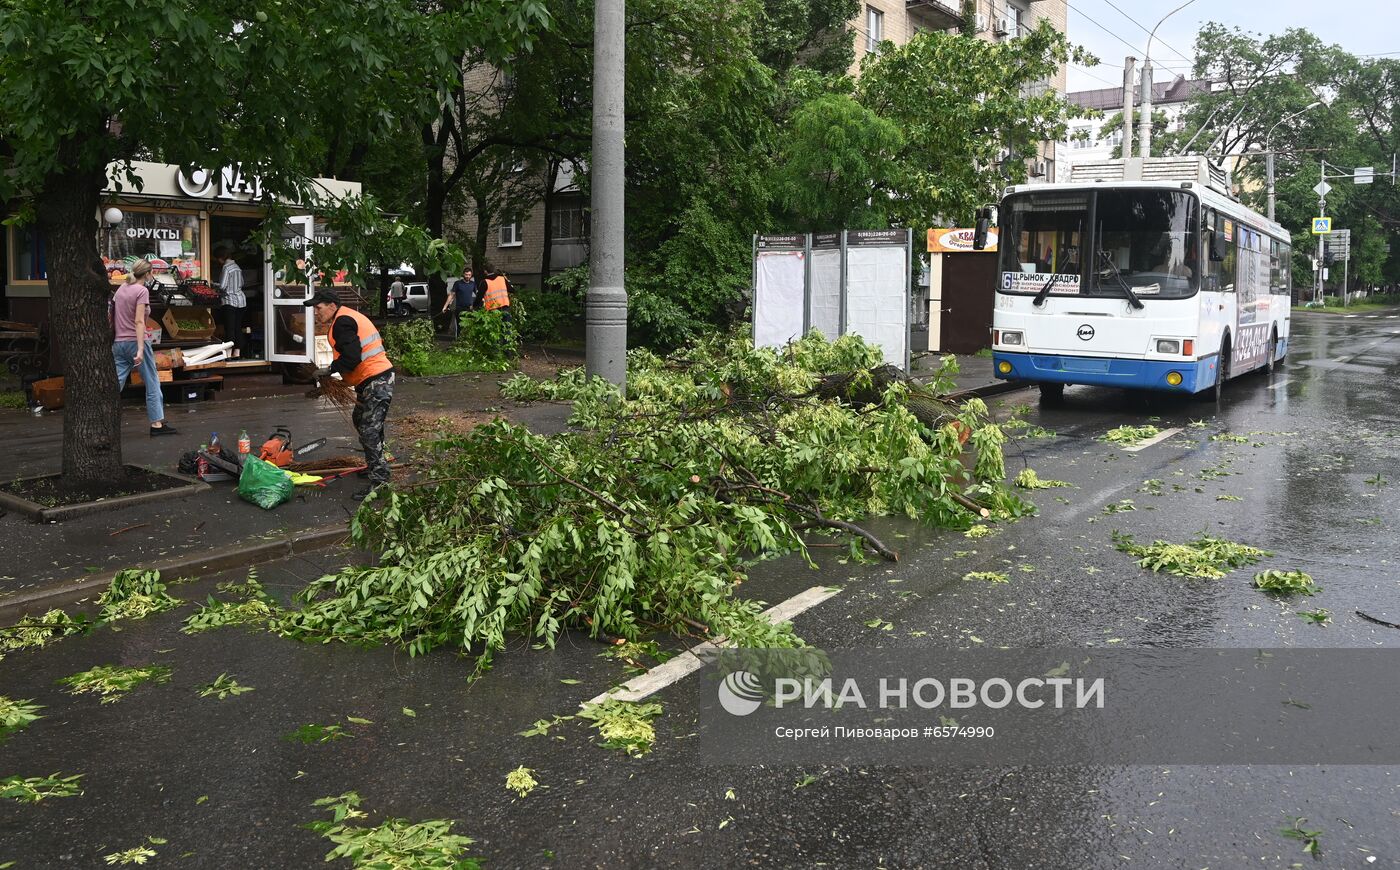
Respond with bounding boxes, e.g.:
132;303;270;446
1121;57;1136;160
1138;59;1152;158
587;0;628;389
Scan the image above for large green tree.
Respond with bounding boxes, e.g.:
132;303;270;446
854;21;1090;232
1170;24;1400;292
0;0;547;485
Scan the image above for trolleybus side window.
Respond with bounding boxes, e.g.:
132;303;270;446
1207;211;1236;292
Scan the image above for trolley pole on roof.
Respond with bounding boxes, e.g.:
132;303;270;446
586;0;628;390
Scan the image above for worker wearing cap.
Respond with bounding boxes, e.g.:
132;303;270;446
311;290;394;500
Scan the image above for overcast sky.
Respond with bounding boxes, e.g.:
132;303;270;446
1063;0;1400;94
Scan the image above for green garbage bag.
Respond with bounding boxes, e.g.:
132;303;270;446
238;455;294;510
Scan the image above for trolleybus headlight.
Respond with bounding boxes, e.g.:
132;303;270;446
1166;371;1184;386
998;361;1013;374
1156;339;1181;354
1001;330;1023;346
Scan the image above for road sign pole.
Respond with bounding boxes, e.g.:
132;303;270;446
1343;252;1350;306
1316;160;1325;306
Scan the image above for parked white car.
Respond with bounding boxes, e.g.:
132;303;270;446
387;282;430;315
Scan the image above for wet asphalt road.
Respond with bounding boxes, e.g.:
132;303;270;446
2;310;1399;869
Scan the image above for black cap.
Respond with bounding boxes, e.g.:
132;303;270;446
312;290;340;306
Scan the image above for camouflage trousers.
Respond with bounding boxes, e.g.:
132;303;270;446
353;371;395;486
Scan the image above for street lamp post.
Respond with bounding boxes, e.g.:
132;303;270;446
1139;0;1198;158
587;0;627;390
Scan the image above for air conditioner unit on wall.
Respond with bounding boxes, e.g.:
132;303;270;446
1029;160;1048;178
974;13;987;31
994;15;1011;35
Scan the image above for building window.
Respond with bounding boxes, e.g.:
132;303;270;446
10;224;47;282
866;6;883;54
103;210;204;282
1006;3;1024;37
498;216;523;248
551;205;585;242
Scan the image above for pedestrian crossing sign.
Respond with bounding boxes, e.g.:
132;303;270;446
1312;217;1332;234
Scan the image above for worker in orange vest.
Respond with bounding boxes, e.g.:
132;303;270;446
311;290;395;501
479;267;515;332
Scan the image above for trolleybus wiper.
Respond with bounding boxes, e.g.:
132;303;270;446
1031;272;1061;308
1095;251;1146;310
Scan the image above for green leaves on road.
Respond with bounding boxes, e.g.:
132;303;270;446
1101;425;1162;447
1253;570;1322;597
577;699;663;758
1113;532;1269;580
95;569;182;623
306;792;481;869
58;665;171;704
0;696;43;740
198;674;254;700
0;773;83;803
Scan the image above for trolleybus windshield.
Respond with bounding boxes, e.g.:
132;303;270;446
999;190;1200;300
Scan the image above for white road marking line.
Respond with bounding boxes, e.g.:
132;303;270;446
1269;378;1292;390
1122;426;1183;452
582;585;841;706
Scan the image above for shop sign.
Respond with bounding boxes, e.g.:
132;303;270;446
175;166;264;201
927;227;999;253
125;226;181;241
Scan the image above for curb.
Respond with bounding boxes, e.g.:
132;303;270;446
0;522;351;621
943;379;1033;403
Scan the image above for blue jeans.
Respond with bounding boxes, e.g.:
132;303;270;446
113;340;164;423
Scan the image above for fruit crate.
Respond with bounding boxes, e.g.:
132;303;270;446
161;308;217;340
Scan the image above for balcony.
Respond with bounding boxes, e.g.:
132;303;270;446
906;0;963;31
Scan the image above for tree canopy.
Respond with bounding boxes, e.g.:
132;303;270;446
1169;24;1400;289
0;0;549;483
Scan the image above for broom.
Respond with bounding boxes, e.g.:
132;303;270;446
306;376;357;407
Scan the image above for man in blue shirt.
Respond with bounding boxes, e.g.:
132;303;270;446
441;266;477;337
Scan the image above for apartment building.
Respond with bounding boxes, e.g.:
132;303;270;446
458;0;1069;290
1058;75;1214;180
854;0;1069;180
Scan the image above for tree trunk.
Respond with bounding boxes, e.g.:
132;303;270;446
540;158;559;289
36;166;124;484
423;121;449;321
474;191;493;278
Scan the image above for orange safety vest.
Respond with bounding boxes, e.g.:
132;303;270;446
482;275;511;311
329;306;393;386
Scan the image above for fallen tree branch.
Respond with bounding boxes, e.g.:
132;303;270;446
1356;610;1400;630
951;492;992;519
109;523;149;537
792;504;898;562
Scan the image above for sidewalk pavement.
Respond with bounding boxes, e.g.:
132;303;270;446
0;350;581;609
912;351;1029;400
